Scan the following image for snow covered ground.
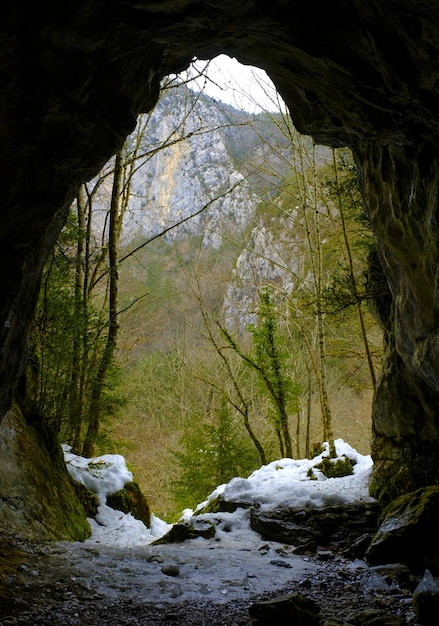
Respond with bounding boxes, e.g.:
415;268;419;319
63;439;374;550
8;440;372;610
64;439;372;548
39;441;376;607
7;441;420;626
63;445;172;547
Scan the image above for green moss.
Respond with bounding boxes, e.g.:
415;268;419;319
71;479;99;518
195;495;241;515
197;496;222;515
34;424;91;541
60;499;91;541
369;441;439;504
368;463;407;503
310;442;326;458
379;485;439;527
106;481;151;527
308;455;355;480
0;404;91;541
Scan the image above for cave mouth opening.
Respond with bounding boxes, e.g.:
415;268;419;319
76;65;378;517
4;3;439;538
6;47;370;528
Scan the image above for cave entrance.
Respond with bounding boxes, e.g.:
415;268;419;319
25;55;379;520
4;0;439;547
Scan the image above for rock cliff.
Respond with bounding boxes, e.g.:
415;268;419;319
116;85;283;248
2;1;439;513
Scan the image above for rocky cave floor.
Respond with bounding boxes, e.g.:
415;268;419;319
0;529;422;626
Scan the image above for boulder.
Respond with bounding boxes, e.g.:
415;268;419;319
72;480;100;519
250;502;381;554
0;405;90;541
195;494;251;515
249;593;320;626
366;486;439;573
106;481;151;527
153;518;216;544
412;569;439;626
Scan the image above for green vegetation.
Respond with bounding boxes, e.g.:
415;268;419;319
218;287;302;459
25;153;127;457
171;396;258;513
308;455;355;480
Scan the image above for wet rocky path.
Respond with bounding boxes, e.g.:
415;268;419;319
0;530;420;625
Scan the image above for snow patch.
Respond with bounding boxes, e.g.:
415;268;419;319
63;439;373;548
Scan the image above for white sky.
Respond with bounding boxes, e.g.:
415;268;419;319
182;54;285;114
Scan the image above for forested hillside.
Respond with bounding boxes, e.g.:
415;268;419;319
27;81;383;519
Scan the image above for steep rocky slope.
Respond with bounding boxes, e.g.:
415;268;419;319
117;85;330;331
116;84;291;248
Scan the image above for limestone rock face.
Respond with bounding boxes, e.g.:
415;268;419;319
0;405;90;541
2;2;439;505
113;85;266;248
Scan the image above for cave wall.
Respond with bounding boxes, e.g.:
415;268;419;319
2;1;439;503
356;141;439;500
0;403;90;540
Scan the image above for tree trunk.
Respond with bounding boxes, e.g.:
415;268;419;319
332;150;377;391
305;364;312;458
311;144;336;457
70;185;87;453
82;151;122;457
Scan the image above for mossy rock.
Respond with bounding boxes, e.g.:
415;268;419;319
308;455;355;480
366;485;439;573
71;479;99;518
310;442;326;458
195;494;247;515
0;405;90;541
369;437;439;504
106;481;151;527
